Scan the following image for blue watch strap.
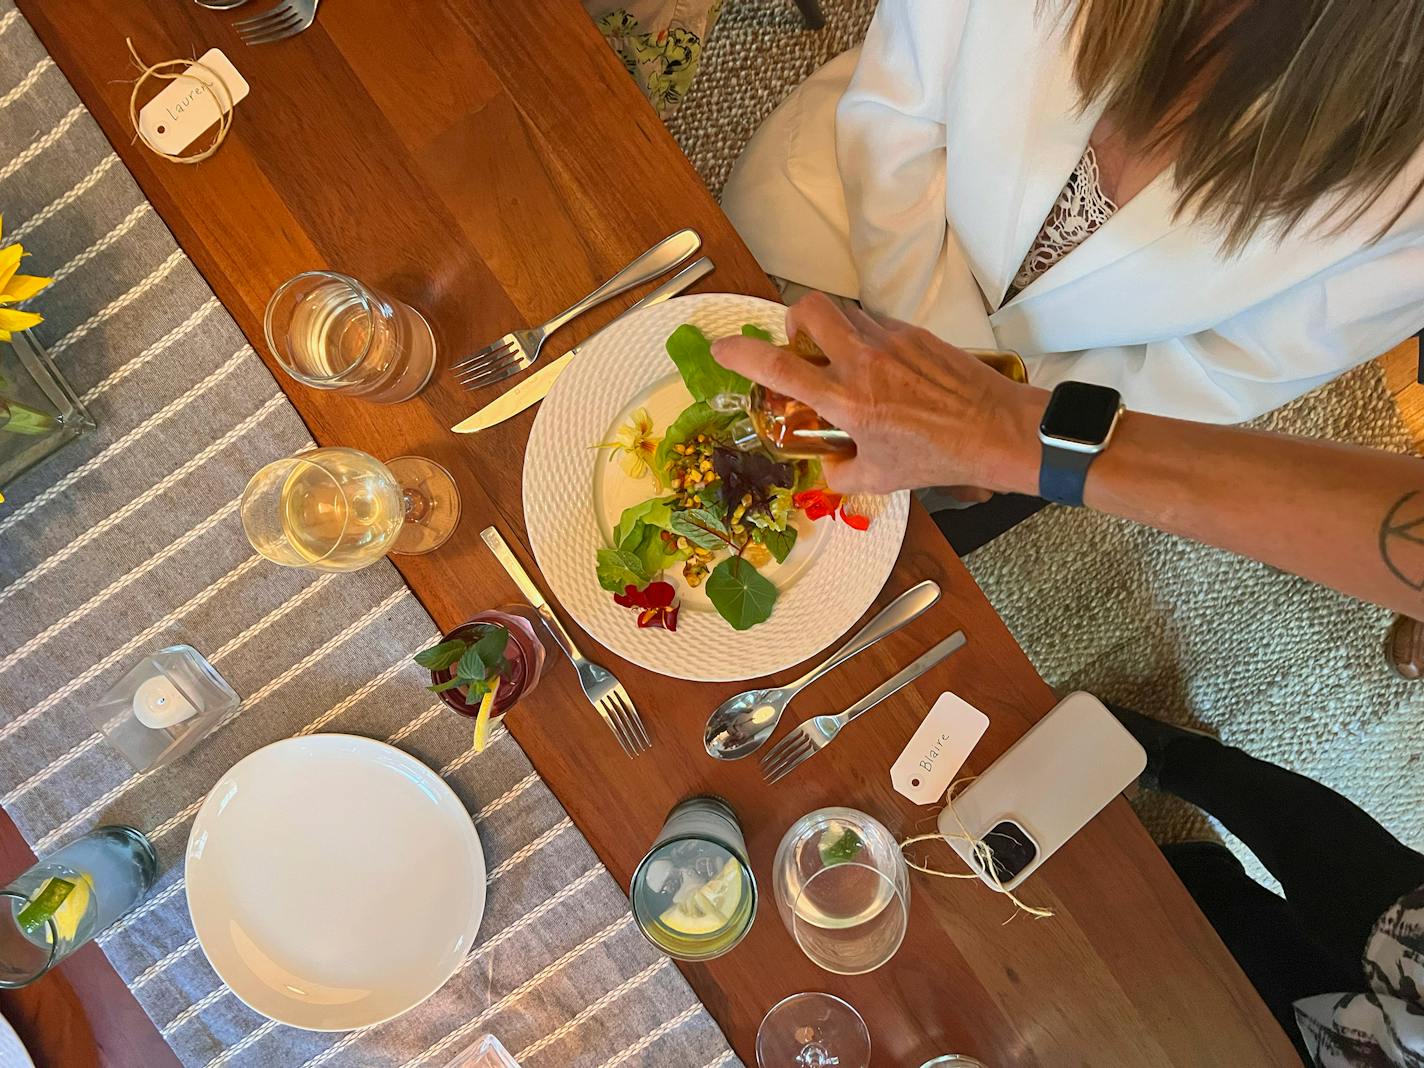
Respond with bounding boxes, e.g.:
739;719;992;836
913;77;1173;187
1038;446;1095;507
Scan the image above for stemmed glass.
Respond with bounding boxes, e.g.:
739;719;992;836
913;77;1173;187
772;807;909;974
756;992;870;1068
241;447;460;571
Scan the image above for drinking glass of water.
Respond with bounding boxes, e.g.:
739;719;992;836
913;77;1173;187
771;807;909;975
265;271;436;404
241;446;461;571
0;826;158;987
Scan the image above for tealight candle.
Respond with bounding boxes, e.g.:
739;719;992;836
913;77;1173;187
132;675;199;730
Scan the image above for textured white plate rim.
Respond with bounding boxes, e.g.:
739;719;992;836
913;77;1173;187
523;293;909;682
184;734;485;1031
0;1011;33;1068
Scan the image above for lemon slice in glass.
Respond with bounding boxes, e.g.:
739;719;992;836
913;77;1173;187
659;857;744;936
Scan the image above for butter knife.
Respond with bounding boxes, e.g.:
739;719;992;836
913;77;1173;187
451;255;715;434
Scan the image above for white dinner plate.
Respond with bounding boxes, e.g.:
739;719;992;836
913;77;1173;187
186;735;485;1031
524;293;909;682
0;1012;34;1068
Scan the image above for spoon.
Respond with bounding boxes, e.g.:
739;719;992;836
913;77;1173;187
703;579;941;759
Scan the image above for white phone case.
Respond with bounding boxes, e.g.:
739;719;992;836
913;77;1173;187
939;691;1146;892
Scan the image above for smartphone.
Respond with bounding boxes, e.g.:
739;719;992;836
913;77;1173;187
939;691;1145;892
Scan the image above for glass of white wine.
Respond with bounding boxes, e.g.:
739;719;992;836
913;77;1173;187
240;447;461;571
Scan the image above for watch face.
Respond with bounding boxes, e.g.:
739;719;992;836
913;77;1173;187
1039;382;1122;445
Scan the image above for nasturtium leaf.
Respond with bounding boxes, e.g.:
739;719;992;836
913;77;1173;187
706;556;778;630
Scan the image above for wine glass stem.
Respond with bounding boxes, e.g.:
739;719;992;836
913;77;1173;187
798;1043;837;1067
402;487;432;527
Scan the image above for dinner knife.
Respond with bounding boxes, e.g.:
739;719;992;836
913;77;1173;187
451;255;715;434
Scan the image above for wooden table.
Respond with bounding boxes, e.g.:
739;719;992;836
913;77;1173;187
13;1;1301;1064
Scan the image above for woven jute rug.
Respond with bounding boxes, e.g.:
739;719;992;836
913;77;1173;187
666;1;1424;886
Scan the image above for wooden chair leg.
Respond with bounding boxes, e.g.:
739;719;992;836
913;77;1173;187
793;0;826;30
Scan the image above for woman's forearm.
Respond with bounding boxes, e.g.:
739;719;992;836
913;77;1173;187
989;389;1424;616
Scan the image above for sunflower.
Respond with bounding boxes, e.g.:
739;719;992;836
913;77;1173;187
0;216;53;342
594;406;661;484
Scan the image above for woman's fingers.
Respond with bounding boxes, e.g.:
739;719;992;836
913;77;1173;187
784;291;867;361
710;336;833;403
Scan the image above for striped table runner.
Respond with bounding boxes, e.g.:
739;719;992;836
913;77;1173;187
0;7;740;1066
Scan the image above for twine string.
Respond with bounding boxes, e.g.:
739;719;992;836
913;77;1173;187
125;38;233;164
899;777;1055;923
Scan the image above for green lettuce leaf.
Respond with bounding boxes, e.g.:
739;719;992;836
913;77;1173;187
650;401;737;483
666;324;752;402
614;497;676;548
741;324;773;341
596;547;650;593
706;556;778;630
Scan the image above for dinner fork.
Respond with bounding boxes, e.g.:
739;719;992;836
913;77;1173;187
480;526;650;757
761;631;966;784
234;0;319;45
455;228;701;389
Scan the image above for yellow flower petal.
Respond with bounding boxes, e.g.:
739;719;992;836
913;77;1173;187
0;245;22;296
0;273;51;304
0;308;43;334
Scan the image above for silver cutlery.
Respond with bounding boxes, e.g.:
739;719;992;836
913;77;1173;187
704;580;941;760
760;631;967;784
235;0;319;45
455;228;701;389
452;256;714;433
480;526;650;757
194;0;249;9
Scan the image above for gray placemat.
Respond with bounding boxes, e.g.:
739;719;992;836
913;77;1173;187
0;8;739;1066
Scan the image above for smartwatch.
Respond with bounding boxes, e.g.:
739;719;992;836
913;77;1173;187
1037;381;1124;507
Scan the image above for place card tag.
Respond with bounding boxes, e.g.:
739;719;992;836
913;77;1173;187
137;49;249;156
891;692;989;805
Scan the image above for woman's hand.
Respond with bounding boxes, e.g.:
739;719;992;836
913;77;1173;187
710;293;1046;495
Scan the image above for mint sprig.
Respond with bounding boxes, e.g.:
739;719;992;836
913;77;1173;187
416;624;510;701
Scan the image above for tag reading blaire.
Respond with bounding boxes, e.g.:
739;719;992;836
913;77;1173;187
137;49;249;157
891;692;989;804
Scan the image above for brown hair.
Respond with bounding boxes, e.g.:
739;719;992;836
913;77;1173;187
1067;0;1424;250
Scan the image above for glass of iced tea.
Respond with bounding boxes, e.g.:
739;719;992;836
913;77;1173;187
428;607;548;721
264;270;437;404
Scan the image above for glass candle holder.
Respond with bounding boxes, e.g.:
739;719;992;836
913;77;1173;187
264;270;436;404
86;645;240;771
0;827;157;988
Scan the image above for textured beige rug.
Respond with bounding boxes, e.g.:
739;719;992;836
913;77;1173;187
666;1;1424;886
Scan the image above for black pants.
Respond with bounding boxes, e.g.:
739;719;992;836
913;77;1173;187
1157;736;1424;1062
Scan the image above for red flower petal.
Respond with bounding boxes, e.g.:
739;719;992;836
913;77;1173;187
613;584;642;609
664;604;679;632
839;506;871;531
795;488;844;522
643;580;677;608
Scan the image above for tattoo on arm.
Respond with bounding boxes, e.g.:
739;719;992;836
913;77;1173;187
1379;492;1424;592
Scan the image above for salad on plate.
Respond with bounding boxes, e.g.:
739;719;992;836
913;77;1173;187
594;322;869;633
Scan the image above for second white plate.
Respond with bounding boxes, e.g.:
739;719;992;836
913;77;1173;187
524;293;909;682
186;735;485;1031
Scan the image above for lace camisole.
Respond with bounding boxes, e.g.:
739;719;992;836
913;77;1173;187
1006;144;1118;301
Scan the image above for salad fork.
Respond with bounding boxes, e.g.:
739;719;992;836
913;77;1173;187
480;526;650;757
761;631;966;784
455;228;701;389
234;0;319;45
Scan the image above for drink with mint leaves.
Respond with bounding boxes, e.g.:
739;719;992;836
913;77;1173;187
424;607;546;719
0;826;157;987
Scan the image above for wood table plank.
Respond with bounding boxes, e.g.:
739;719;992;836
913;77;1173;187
14;1;1301;1064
